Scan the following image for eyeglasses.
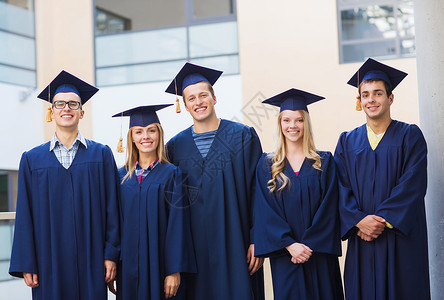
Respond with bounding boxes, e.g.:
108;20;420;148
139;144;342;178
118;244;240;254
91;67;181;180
53;100;82;110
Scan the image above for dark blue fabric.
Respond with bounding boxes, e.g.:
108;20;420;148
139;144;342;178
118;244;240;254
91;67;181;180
166;119;265;300
165;62;223;96
112;104;172;128
347;58;407;90
116;163;196;300
254;152;343;300
9;140;120;300
54;84;80;97
334;120;430;300
262;88;324;112
37;70;99;104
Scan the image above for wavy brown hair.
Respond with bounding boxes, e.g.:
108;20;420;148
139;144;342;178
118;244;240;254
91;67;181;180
122;123;169;183
267;110;321;192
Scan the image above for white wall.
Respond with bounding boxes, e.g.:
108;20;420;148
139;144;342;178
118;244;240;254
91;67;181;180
91;75;243;167
0;83;44;170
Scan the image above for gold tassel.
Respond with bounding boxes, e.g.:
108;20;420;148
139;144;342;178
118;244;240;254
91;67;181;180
46;106;53;122
117;137;124;153
175;97;181;113
174;78;181;113
355;96;362;111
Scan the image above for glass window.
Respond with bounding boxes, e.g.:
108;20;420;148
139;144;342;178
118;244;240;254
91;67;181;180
96;7;131;34
193;0;233;19
0;220;15;281
95;0;238;86
189;22;238;58
0;170;18;281
97;60;186;86
0;174;7;212
338;0;415;63
95;0;186;33
96;27;187;68
0;0;35;87
0;31;35;69
190;55;239;75
0;0;34;36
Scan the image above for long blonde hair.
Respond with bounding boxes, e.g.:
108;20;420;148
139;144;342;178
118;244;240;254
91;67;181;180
267;110;321;192
122;123;169;183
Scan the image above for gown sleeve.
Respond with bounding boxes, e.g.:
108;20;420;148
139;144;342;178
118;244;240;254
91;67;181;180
164;167;197;276
374;125;427;236
103;146;121;262
334;132;368;240
9;152;38;278
253;155;296;257
243;127;263;244
300;153;342;256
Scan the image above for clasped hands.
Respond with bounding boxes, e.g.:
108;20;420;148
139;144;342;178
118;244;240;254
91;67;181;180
356;215;386;241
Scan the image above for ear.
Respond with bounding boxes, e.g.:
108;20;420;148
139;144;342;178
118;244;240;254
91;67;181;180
213;95;217;105
80;109;85;119
389;94;394;105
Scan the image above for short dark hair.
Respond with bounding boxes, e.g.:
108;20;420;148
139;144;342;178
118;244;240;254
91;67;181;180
359;79;392;97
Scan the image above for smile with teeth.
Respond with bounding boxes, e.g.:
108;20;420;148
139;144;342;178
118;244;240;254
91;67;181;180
287;129;300;134
195;107;206;112
141;141;153;146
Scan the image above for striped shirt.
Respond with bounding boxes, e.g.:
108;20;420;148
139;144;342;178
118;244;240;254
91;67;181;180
192;129;217;158
135;160;159;184
50;132;87;169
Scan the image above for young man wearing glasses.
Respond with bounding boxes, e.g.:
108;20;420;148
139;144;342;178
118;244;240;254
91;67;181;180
9;71;120;300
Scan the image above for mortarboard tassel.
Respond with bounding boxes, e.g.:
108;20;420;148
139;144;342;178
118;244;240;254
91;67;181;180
46;106;53;122
175;98;181;113
117;112;124;153
46;84;53;122
355;96;362;111
174;78;181;113
355;70;362;111
117;137;124;153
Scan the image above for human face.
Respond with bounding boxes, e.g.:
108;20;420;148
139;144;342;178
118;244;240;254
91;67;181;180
281;110;304;144
182;81;217;123
51;92;84;130
131;124;159;156
360;80;393;121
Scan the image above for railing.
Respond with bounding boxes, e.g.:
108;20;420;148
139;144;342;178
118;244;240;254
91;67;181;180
0;213;15;220
0;214;15;281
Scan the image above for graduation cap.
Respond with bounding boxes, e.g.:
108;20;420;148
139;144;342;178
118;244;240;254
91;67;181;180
348;58;408;111
38;70;99;122
262;88;325;112
165;62;223;113
112;104;172;153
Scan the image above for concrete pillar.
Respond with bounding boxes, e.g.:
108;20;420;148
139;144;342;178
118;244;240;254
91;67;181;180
414;1;444;299
35;0;96;141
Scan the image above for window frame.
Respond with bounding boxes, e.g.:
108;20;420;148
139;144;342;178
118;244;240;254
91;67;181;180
93;0;239;87
337;0;415;64
0;0;36;87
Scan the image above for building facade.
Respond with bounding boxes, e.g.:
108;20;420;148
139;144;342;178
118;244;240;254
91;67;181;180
0;0;421;299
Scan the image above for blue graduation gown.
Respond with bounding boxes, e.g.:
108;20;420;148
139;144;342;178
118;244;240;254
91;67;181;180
254;151;343;300
117;163;196;300
166;119;265;300
334;120;430;300
9;140;120;300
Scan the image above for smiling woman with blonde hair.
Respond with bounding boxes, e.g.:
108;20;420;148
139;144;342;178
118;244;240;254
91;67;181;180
254;89;343;300
111;104;196;300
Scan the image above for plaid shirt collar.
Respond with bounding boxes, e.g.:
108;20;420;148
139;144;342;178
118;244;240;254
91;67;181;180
50;132;87;151
135;159;159;183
